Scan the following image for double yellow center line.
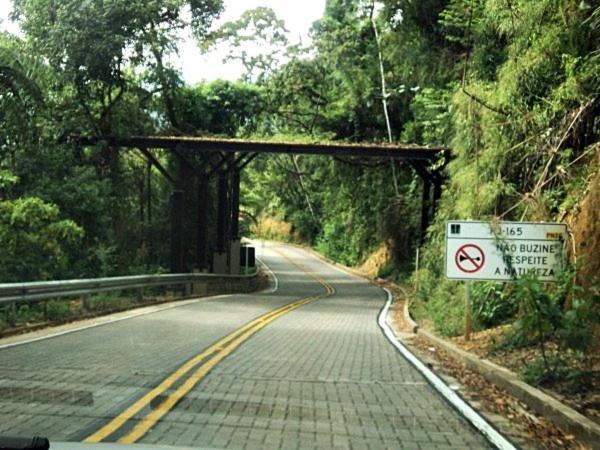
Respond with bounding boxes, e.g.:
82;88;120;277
85;249;334;444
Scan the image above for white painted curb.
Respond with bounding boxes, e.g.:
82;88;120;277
378;288;517;450
256;257;279;294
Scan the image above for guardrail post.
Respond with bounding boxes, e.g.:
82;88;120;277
83;295;92;312
137;288;144;302
7;301;17;326
42;300;48;320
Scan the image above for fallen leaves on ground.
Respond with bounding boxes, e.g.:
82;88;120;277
449;325;599;425
390;300;593;450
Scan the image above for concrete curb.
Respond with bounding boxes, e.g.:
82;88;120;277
403;303;600;448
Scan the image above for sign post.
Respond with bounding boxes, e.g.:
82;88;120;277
465;281;472;341
445;221;567;340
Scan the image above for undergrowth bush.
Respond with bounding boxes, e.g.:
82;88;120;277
501;271;598;389
471;282;517;328
45;300;71;322
15;304;43;324
407;0;598;392
521;356;590;394
88;294;133;312
251;216;294;242
412;270;466;337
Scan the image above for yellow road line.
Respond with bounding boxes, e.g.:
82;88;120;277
119;295;319;444
85;248;334;444
274;247;336;296
84;298;310;443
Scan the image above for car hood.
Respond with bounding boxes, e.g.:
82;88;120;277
51;443;214;450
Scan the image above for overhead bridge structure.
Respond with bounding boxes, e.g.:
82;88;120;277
73;136;448;274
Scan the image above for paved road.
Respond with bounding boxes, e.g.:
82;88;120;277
0;243;491;449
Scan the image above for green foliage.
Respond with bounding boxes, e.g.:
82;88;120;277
0;0;596;322
490;259;598;353
264;57;339;135
521;355;590;393
204;7;288;82
45;300;71;322
0;196;83;281
0;0;227;279
559;295;598;352
503;271;598;387
412;0;598;342
176;80;265;136
87;294;134;312
316;220;362;266
0;42;43;103
400;87;454;145
411;269;466;337
471;282;517;328
0;169;18;196
509;274;564;346
520;356;569;386
14;304;37;323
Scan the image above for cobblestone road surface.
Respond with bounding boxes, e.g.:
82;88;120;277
0;242;492;449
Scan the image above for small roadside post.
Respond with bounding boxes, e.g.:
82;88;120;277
445;220;567;341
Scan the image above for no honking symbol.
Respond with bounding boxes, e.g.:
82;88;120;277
455;244;485;273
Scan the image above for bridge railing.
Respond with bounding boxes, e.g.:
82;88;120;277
0;269;259;306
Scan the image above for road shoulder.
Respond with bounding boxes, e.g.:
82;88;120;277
0;296;226;350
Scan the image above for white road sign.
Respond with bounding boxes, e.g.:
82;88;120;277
445;221;567;281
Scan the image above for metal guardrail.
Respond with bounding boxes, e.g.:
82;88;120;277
0;269;258;305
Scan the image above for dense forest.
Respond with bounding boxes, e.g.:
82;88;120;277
0;0;598;365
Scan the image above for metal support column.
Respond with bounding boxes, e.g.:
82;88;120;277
230;170;241;240
196;176;209;271
216;171;229;253
146;162;152;222
229;170;241;275
170;190;184;273
214;170;230;273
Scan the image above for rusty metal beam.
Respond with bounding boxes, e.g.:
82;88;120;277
208;152;234;177
136;147;175;185
238;153;259;170
74;135;444;160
